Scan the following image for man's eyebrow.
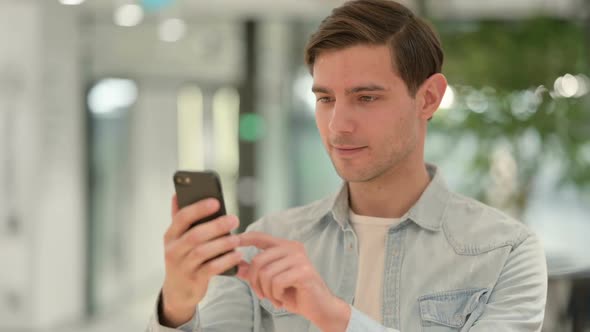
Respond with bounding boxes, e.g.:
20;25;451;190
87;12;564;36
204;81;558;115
311;84;388;95
311;85;332;94
346;84;388;94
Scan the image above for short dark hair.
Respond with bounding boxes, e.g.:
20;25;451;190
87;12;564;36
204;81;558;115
304;0;443;96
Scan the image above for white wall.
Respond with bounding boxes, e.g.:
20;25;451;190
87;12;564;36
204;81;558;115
0;0;85;329
84;13;244;316
0;1;41;328
86;19;243;83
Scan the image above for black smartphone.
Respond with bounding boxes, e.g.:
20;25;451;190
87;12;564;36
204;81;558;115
173;170;237;276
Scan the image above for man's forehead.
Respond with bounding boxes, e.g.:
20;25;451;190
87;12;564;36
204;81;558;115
311;70;403;94
312;46;401;81
313;44;396;67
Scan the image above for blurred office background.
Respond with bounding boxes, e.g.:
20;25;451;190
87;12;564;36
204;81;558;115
0;0;588;331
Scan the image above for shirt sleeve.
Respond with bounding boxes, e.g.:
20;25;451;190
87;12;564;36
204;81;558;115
469;232;548;331
146;291;199;332
197;275;260;331
146;238;261;332
146;275;258;332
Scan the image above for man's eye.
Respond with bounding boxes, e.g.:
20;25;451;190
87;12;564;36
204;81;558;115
359;96;377;102
317;97;333;103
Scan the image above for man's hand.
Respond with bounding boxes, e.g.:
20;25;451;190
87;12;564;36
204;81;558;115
237;232;351;332
160;195;243;327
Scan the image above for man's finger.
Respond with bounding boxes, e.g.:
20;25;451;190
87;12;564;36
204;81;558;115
198;250;243;278
176;215;239;257
236;261;250;279
258;257;293;303
165;198;220;242
183;234;240;268
272;267;301;300
238;232;281;250
171;194;179;219
247;247;290;301
237;261;265;298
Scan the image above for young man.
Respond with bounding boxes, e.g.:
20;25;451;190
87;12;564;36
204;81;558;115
148;0;547;331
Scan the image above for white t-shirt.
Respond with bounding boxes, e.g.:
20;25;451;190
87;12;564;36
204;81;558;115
348;210;401;323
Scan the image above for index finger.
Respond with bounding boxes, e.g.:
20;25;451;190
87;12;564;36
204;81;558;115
238;232;281;250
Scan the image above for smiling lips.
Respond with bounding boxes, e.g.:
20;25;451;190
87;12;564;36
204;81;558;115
331;145;367;157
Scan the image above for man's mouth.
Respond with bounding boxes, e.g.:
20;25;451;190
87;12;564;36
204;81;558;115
331;145;368;157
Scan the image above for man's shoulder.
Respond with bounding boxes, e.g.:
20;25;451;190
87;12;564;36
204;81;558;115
245;193;336;240
441;191;535;255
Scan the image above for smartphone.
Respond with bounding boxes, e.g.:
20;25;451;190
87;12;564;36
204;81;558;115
173;170;237;276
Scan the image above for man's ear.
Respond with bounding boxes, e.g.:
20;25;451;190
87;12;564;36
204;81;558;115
417;73;447;120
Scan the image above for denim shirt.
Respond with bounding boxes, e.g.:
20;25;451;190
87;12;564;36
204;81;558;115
148;165;547;331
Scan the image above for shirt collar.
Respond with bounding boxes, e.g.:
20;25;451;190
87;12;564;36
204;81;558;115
330;163;451;232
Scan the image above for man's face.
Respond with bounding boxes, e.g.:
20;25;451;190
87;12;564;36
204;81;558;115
312;44;423;183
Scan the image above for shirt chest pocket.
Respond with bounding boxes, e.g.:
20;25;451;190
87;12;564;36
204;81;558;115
418;288;489;332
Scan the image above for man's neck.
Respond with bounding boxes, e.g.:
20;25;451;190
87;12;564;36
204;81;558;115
348;161;431;219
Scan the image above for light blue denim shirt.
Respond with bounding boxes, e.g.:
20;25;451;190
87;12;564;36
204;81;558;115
148;165;547;331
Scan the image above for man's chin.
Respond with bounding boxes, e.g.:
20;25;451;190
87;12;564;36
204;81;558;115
334;166;374;183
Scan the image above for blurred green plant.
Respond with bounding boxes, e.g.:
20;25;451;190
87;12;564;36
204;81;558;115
429;17;590;216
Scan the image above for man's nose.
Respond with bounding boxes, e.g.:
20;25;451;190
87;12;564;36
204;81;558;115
328;100;356;134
